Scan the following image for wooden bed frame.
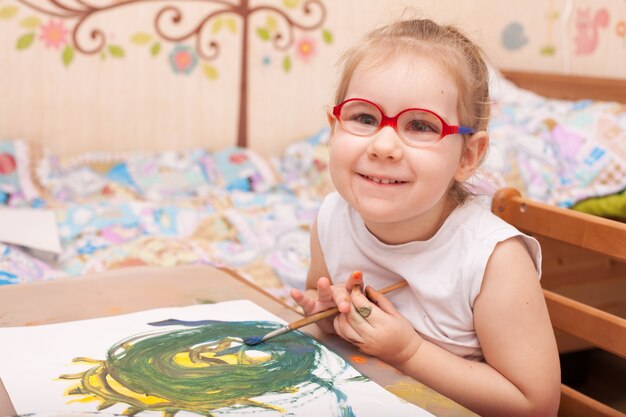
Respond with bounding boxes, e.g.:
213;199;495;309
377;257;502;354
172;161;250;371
501;70;626;103
496;72;626;417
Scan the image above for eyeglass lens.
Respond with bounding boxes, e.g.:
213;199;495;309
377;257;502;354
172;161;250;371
339;100;444;145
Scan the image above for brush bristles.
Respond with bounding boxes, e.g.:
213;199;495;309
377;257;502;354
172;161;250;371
243;336;263;346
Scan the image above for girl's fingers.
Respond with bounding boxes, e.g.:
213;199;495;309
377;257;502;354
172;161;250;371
345;271;364;292
348;286;376;325
333;314;365;345
364;286;399;317
316;276;333;300
290;288;315;314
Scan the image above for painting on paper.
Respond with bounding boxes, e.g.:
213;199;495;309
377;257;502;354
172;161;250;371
0;300;432;416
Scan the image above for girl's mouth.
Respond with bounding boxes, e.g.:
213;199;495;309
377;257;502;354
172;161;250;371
360;173;406;185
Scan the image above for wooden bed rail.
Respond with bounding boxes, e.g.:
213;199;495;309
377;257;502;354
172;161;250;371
501;70;626;103
491;188;626;263
491;188;626;417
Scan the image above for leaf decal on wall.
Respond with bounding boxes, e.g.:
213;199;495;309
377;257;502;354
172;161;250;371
16;33;34;50
108;45;125;58
0;5;19;19
131;33;152;45
283;0;300;9
203;63;219;80
62;46;75;67
322;29;333;44
212;17;223;34
282;55;292;72
256;27;270;41
151;42;161;56
267;15;278;32
225;17;237;33
19;16;40;29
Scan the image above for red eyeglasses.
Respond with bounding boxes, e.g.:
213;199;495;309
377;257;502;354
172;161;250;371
332;98;475;148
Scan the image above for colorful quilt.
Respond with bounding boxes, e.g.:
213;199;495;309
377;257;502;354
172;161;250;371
1;74;626;298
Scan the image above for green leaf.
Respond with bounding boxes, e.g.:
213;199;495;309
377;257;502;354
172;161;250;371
267;15;277;32
0;6;19;19
150;42;161;56
256;27;270;41
282;0;299;9
203;63;219;80
19;16;41;29
62;46;75;67
282;55;292;73
131;33;152;45
225;17;237;33
108;44;125;58
322;29;333;44
16;33;34;50
211;17;223;34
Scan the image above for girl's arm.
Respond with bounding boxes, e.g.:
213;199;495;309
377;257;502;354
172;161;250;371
290;218;358;332
338;237;561;417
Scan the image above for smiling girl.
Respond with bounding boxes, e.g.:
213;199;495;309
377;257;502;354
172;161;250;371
291;19;560;417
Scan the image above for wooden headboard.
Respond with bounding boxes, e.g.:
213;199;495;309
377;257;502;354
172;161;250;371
501;70;626;103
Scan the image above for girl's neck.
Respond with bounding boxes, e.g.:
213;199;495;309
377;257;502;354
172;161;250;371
363;197;457;245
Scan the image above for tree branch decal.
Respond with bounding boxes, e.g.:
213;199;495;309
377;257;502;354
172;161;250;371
0;0;332;147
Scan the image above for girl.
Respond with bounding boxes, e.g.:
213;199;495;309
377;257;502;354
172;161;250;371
291;19;561;417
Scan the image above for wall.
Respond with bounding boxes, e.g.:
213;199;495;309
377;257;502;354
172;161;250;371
0;0;624;156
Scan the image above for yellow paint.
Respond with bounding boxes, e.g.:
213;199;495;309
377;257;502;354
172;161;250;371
173;351;212;368
386;380;475;416
105;374;170;405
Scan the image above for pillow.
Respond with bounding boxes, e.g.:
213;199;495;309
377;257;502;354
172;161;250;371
572;190;626;221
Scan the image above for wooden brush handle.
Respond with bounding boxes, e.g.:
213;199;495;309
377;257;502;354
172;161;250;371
288;280;408;331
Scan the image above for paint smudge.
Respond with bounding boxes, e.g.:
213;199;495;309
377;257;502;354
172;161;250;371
350;355;368;364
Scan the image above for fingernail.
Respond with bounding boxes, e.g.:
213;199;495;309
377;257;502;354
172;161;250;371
352;271;363;281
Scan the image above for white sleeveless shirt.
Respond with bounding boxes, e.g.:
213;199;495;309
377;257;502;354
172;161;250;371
317;192;541;361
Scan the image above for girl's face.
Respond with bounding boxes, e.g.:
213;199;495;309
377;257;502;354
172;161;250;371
329;54;476;244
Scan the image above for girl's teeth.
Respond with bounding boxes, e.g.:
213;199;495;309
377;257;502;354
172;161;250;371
369;176;398;184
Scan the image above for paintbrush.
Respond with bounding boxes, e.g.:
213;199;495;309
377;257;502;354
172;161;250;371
243;279;408;346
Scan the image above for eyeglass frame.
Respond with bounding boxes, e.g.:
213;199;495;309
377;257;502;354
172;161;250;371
331;98;476;148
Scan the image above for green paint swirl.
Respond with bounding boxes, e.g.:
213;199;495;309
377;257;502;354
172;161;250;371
61;320;357;416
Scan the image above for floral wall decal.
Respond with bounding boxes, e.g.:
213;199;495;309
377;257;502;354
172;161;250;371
0;0;333;147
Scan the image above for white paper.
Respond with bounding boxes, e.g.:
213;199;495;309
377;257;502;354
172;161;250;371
0;300;432;416
0;207;61;254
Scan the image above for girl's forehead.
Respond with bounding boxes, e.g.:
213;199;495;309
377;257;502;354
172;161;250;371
346;55;459;115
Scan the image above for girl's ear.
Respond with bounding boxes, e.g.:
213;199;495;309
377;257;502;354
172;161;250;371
327;111;336;128
327;111;337;144
454;131;489;182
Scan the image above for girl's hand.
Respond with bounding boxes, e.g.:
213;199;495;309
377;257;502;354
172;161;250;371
290;271;364;334
333;285;424;366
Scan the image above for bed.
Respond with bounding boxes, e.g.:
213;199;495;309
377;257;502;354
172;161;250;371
1;68;626;307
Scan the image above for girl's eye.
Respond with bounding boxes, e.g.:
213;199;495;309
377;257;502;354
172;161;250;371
350;113;379;126
405;119;438;133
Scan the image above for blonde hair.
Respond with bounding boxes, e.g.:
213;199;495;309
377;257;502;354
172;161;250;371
334;19;491;203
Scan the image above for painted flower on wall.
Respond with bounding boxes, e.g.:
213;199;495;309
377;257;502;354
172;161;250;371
39;20;68;49
169;44;198;75
294;36;316;61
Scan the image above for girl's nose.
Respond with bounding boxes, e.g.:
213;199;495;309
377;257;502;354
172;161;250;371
366;126;403;161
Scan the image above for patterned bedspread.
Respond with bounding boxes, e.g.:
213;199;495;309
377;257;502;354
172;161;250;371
1;74;625;301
